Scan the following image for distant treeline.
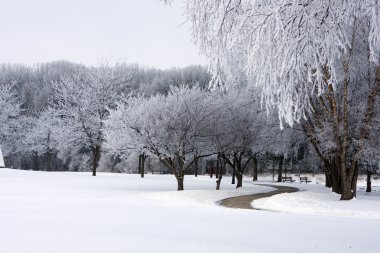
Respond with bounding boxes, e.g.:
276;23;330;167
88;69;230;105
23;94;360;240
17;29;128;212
0;61;211;171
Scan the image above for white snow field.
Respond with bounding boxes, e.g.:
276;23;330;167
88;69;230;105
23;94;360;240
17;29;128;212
0;169;379;253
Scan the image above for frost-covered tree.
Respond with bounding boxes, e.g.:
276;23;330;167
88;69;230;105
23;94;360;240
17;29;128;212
105;86;214;190
208;87;264;188
300;17;380;199
0;84;22;155
209;87;302;187
23;109;59;171
181;0;380;126
52;64;131;176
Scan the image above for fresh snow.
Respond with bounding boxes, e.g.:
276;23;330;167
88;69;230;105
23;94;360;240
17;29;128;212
252;183;380;219
0;169;379;253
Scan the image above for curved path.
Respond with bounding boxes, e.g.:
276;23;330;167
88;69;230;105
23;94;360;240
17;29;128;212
218;184;299;210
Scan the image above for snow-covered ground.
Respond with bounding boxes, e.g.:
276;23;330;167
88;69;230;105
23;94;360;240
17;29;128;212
0;169;379;253
252;183;380;219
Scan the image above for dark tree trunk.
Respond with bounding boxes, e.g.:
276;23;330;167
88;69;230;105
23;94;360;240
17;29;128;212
231;166;235;184
158;157;185;191
91;145;101;177
176;176;184;191
235;154;243;188
33;151;39;171
341;178;355;200
277;156;283;182
324;158;342;194
139;153;146;178
253;156;258;181
351;163;359;197
366;169;372;192
324;167;332;188
194;157;198;177
141;155;145;178
216;155;223;190
236;173;243;188
339;162;359;200
138;154;142;175
322;156;360;200
231;155;236;184
47;150;53;171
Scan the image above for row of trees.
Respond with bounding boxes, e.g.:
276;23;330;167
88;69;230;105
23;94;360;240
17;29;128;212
0;61;307;191
104;85;307;190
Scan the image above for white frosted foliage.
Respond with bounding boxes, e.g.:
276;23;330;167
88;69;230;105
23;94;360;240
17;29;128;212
185;0;380;126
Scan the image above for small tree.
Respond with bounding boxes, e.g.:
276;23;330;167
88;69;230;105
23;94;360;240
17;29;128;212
23;109;58;171
52;63;131;176
0;84;22;156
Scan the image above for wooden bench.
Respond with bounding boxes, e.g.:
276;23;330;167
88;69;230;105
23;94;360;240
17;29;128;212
282;176;295;183
300;176;311;184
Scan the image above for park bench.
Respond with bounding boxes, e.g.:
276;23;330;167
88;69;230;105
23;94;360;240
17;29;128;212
300;176;311;184
282;176;295;183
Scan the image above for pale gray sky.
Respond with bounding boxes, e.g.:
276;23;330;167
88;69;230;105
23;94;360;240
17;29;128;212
0;0;207;68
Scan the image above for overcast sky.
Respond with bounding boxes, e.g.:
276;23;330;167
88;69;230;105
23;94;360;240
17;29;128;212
0;0;207;69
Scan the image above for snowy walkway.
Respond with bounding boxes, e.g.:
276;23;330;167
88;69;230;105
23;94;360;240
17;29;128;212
219;184;299;209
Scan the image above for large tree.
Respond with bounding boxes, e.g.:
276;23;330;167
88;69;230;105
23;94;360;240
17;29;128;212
301;21;380;199
183;0;380;125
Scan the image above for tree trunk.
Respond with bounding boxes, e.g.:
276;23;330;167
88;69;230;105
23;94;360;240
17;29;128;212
138;154;142;175
351;163;359;198
252;156;258;181
277;156;283;182
366;169;372;192
194;157;198;177
138;153;146;178
231;156;236;184
324;158;342;194
231;166;235;184
236;173;243;188
324;167;332;188
176;176;184;191
33;151;39;171
340;178;355;200
47;150;53;171
216;155;223;190
340;162;359;200
140;154;145;178
235;154;243;188
91;145;101;177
